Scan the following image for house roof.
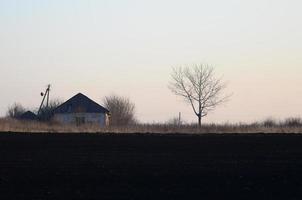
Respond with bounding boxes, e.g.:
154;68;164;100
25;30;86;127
20;111;37;120
54;93;109;114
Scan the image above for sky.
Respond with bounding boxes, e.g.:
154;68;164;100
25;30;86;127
0;0;302;123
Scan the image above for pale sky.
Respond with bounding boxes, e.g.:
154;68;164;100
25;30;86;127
1;0;302;123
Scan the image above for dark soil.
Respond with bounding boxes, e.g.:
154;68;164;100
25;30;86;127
1;133;302;199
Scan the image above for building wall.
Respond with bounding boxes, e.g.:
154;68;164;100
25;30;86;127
53;113;109;127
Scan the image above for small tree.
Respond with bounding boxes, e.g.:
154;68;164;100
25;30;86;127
6;103;26;119
169;64;230;127
103;95;136;126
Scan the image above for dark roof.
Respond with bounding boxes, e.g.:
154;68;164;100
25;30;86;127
20;111;37;120
54;93;109;114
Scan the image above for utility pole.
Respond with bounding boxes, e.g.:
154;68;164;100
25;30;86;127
178;112;181;126
46;84;50;108
38;84;51;116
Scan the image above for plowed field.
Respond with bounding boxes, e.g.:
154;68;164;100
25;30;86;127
1;133;302;199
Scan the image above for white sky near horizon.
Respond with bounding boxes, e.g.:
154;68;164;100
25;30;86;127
0;0;302;123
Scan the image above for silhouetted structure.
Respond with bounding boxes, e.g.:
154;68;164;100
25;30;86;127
20;111;38;121
53;93;110;126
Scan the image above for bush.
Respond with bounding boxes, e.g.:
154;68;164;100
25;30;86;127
103;95;137;126
37;99;63;121
6;103;26;119
283;118;302;127
166;117;183;126
262;118;277;128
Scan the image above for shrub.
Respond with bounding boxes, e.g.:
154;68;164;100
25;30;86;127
6;103;26;119
103;95;137;126
262;118;277;128
283;117;302;127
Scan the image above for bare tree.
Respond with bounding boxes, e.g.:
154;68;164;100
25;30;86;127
169;64;230;127
6;103;26;119
103;95;137;126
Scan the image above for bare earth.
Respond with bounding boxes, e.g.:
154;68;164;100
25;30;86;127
1;133;302;199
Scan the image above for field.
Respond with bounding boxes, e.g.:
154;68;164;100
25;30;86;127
1;133;302;199
2;118;302;134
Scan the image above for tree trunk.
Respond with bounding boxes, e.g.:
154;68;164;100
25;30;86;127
198;102;202;128
198;115;201;128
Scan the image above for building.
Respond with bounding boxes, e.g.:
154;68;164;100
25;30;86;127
19;111;38;121
53;93;110;126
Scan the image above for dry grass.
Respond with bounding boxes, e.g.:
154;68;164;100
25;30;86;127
0;117;302;134
0;118;102;133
